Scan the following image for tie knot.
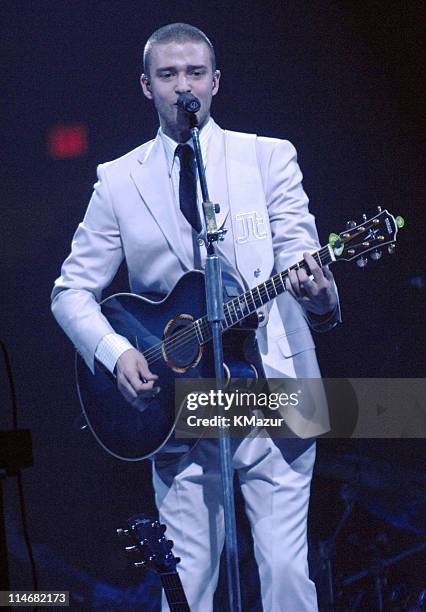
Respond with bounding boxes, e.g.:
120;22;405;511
175;144;194;166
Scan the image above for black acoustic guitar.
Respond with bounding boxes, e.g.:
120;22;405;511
117;515;190;612
76;209;404;460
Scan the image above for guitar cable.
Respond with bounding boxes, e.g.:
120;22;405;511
1;340;39;610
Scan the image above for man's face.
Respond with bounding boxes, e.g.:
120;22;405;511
141;41;220;139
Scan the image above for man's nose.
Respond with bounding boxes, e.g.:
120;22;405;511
175;73;191;93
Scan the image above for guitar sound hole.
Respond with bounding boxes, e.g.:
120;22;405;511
162;316;202;371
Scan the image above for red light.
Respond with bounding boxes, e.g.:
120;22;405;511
48;124;88;159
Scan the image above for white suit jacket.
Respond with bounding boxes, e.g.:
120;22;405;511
52;120;339;435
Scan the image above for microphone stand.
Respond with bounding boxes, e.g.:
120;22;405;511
189;113;242;612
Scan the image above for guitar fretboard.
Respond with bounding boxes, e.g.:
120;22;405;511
193;244;334;344
161;571;190;612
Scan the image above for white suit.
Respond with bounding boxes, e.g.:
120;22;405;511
52;120;340;611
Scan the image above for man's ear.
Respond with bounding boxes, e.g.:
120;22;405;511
140;74;153;99
212;69;221;96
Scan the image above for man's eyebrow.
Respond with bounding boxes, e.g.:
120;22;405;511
155;66;175;73
155;64;207;73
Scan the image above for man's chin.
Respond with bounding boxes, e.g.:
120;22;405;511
161;109;209;141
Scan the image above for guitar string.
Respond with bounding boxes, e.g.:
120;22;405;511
140;247;331;364
139;247;332;366
141;276;277;364
144;247;328;359
161;575;188;604
144;322;315;367
142;251;329;366
161;578;189;606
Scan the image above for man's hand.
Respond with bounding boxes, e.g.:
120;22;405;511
115;348;159;406
286;252;338;315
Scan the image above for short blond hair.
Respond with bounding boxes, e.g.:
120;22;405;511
143;23;216;77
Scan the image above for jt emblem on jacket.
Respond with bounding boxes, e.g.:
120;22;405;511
235;211;269;243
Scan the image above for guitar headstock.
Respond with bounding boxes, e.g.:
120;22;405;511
329;208;405;266
117;515;179;574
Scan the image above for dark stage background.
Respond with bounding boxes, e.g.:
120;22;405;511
1;1;425;610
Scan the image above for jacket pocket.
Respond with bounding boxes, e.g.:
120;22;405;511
275;327;315;358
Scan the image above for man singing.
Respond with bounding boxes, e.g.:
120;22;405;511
52;23;339;611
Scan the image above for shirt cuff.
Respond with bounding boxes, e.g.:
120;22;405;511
95;333;134;374
305;304;340;333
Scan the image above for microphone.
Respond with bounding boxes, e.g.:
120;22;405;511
176;93;201;113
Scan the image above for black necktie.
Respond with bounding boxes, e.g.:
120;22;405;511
175;144;201;232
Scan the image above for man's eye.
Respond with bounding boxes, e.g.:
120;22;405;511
160;72;173;79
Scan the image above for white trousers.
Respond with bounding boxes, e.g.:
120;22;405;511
153;436;318;612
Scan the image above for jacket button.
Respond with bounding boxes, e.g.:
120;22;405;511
198;238;204;246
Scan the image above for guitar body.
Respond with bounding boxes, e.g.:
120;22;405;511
75;209;402;461
76;270;263;461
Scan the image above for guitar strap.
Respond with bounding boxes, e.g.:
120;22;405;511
224;130;274;289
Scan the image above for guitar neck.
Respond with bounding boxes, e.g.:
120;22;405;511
195;243;334;343
160;571;191;612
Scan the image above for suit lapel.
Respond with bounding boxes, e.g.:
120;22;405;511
130;124;229;272
130;136;193;270
205;123;229;230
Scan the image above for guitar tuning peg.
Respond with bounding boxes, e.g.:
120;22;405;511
116;528;129;537
167;539;174;549
174;556;181;565
362;213;367;221
370;249;382;261
388;243;396;255
134;561;146;568
159;523;167;534
125;545;138;552
356;256;368;268
377;206;382;212
346;220;357;229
